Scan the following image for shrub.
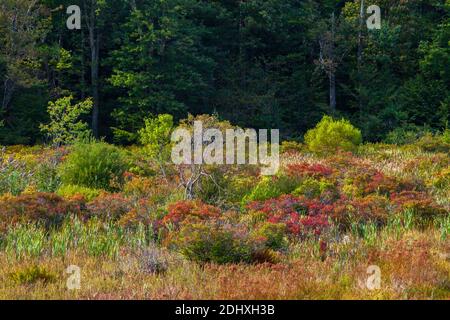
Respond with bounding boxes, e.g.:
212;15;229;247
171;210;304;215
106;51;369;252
57;184;101;201
390;191;448;221
223;174;259;204
291;177;337;200
39;96;93;145
9;265;57;285
286;163;334;178
58;141;128;191
247;195;333;237
251;222;287;250
304;115;362;154
343;170;414;198
163;200;221;226
243;175;299;203
138;114;174;176
0;193;85;232
0;155;31;195
170;222;262;264
332;195;390;228
86;193;133;221
414;133;450;153
384;125;431;145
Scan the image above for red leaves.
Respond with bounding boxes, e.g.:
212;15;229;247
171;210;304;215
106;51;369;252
164;200;221;225
286;163;334;178
247;195;331;237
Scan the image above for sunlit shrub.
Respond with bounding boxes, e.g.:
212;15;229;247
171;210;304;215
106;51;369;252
344;169;414;197
390;191;448;220
223;174;259;204
428;166;450;190
292;177;338;200
247;194;333;237
286;163;334;178
57;184;101;201
86;193;133;221
170;221;264;264
0;193;85;232
9;265;57;285
251;222;287;250
163;200;221;226
58;141;128;191
414;133;450;153
242;175;299;203
304;115;362;154
332;195;390;228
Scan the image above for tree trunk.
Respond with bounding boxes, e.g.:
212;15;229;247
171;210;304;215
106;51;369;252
88;0;100;138
357;0;365;116
329;12;336;112
329;72;336;112
2;78;15;120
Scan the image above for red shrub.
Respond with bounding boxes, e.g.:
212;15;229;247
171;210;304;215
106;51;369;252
163;200;221;226
390;191;447;219
86;192;133;221
286;163;334;178
0;193;85;231
332;195;390;228
247;195;332;237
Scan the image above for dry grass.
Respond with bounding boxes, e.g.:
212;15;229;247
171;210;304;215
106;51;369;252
1;229;448;300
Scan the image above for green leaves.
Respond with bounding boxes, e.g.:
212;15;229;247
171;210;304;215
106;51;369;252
40;96;93;145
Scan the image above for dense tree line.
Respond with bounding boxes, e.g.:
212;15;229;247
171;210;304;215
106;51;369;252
0;0;448;144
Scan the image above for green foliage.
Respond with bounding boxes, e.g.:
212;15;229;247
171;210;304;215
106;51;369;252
305;116;362;154
384;125;432;145
56;184;101;201
414;133;450;153
58;142;128;191
243;175;299;203
171;222;257;264
8;265;56;285
139;114;174;175
252;222;287;250
292;177;336;199
40;96;93;145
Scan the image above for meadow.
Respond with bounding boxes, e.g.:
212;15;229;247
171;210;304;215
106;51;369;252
0;116;449;300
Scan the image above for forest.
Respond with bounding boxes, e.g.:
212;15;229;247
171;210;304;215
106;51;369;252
0;0;449;300
0;0;448;144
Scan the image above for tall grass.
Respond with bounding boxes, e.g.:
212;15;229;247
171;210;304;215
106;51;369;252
1;217;155;260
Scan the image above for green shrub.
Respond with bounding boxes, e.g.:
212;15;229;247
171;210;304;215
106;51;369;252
57;184;101;201
252;222;287;250
384;125;431;145
414;133;450;153
304;115;362;154
171;222;260;264
58;142;128;191
291;177;337;199
9;265;57;285
243;175;299;203
33;161;61;193
40;96;93;145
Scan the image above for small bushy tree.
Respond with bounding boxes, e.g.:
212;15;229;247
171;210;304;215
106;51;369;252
58;141;128;191
138;114;174;177
40;96;93;145
305;115;362;154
